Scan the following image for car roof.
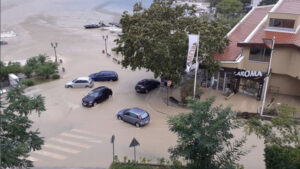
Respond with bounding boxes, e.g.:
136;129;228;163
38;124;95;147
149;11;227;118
139;79;157;83
77;77;91;81
129;107;147;114
99;71;116;73
92;86;108;92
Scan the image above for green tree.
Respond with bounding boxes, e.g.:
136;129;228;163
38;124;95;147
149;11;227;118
217;0;243;17
245;104;300;147
35;62;58;79
259;0;278;6
114;0;229;83
0;85;45;168
168;97;247;169
0;62;23;81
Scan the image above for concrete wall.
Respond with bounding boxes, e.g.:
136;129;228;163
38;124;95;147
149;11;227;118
226;46;300;78
240;47;268;72
271;47;300;78
269;74;300;96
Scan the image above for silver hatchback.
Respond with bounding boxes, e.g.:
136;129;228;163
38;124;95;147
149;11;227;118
117;107;150;127
65;77;94;88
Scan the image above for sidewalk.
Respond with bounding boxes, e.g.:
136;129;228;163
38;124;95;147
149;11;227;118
147;86;263;114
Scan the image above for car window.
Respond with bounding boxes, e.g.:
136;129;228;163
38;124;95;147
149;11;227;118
141;112;149;119
89;92;99;97
82;80;88;83
124;112;130;116
129;113;138;119
76;80;82;83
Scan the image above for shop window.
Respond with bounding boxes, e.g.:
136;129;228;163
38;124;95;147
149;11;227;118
269;18;295;29
249;47;271;62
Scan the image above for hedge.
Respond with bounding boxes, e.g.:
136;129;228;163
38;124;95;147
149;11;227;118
265;145;300;169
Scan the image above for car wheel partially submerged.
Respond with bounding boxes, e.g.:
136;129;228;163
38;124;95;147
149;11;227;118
117;116;122;120
67;85;73;88
135;123;140;128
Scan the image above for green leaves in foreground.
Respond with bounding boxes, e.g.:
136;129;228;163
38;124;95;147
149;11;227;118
168;97;247;169
0;85;46;168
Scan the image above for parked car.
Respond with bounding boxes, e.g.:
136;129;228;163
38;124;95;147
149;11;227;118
89;71;118;81
82;86;112;107
65;77;94;88
135;79;160;93
117;107;150;127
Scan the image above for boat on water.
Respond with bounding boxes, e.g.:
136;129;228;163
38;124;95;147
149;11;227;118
84;24;101;29
109;22;122;28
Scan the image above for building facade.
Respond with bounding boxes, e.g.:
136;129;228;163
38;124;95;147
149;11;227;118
208;0;300;100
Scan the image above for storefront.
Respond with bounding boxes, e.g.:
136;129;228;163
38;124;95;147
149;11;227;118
198;67;266;100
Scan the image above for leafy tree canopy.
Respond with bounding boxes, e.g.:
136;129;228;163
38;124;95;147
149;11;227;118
0;85;45;168
217;0;243;17
168;97;247;169
245;104;300;148
114;0;229;83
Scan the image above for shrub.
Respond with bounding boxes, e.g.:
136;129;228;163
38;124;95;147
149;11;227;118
52;74;60;79
180;79;203;104
23;65;33;78
265;145;300;169
22;79;35;87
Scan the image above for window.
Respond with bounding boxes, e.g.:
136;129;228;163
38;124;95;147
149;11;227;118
269;18;295;29
249;47;271;62
129;113;138;119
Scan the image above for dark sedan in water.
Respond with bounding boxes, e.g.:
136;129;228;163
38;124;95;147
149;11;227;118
117;107;150;127
135;79;160;93
82;86;112;107
89;71;118;81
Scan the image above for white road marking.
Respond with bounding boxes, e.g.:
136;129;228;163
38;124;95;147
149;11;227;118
51;138;91;149
44;143;80;154
60;133;102;143
34;150;67;160
70;129;98;137
27;156;38;162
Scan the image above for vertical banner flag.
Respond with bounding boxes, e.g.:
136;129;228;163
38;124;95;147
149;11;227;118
186;34;199;72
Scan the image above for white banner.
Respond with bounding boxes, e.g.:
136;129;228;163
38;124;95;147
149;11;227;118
186;34;199;72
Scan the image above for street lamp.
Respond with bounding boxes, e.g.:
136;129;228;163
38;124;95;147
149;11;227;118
51;42;58;63
103;35;108;56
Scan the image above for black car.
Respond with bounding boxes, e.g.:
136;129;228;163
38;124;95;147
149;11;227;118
82;86;112;107
89;71;118;81
135;79;160;93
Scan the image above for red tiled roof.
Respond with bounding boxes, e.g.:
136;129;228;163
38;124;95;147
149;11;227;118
215;6;273;61
275;0;300;14
246;24;300;47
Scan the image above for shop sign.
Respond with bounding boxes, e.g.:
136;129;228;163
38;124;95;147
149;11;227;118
235;70;263;78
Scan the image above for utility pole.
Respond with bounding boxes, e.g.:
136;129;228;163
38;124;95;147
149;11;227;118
51;42;58;63
193;32;200;98
261;36;275;115
103;35;108;56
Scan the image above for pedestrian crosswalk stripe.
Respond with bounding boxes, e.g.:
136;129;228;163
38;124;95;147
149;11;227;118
60;133;102;143
44;143;80;154
34;150;67;160
70;129;98;137
27;156;38;162
51;138;91;148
